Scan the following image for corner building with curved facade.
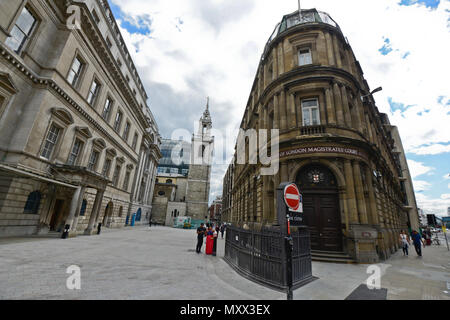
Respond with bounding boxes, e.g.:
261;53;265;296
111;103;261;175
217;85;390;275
222;9;420;263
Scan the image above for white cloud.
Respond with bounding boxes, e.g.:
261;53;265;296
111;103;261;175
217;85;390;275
441;194;450;200
415;193;450;216
409;144;450;155
407;159;434;179
110;0;450;202
412;180;431;192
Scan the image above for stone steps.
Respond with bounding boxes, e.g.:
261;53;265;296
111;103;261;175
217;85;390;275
311;250;356;264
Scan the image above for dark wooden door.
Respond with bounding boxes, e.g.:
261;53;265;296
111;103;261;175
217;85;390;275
302;193;342;252
50;199;65;231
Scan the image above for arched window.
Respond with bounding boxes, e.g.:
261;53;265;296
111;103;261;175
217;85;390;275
79;199;87;216
24;191;41;214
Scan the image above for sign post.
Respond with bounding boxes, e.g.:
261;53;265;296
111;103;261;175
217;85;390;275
277;182;304;301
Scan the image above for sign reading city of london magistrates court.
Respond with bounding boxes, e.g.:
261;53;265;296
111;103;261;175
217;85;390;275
279;146;367;159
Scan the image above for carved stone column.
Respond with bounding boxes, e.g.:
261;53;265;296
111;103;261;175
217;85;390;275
341;86;352;127
325;86;336;125
288;92;296;129
333;82;344;126
344;160;358;223
353;161;368;224
84;189;105;235
280;89;287;130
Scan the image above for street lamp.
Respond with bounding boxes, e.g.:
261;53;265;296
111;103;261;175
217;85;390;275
361;87;382;100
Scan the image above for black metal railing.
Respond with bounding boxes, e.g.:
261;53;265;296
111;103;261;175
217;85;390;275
224;225;314;291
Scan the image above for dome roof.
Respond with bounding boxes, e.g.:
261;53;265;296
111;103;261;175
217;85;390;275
266;9;340;47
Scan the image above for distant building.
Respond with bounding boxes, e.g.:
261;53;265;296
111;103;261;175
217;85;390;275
151;101;213;226
418;208;427;227
208;196;223;223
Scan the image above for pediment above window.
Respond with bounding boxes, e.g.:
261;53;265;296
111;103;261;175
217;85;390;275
75;126;92;139
50;107;74;125
106;148;117;157
92;138;107;150
0;72;18;94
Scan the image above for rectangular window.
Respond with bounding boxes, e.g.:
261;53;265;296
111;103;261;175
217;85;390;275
87;79;100;105
87;150;99;171
92;9;100;24
67;138;83;165
302;99;320;126
102;98;113;121
67;56;84;87
102;158;112;177
41;124;60;159
106;37;112;49
5;7;37;53
123;171;131;190
123;122;130;141
114;111;123;132
132;133;138;150
112;165;121;187
298;48;312;66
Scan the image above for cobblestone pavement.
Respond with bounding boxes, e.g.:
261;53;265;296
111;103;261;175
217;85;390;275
0;226;449;300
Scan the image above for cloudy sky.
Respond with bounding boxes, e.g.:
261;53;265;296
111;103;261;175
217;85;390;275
108;0;450;216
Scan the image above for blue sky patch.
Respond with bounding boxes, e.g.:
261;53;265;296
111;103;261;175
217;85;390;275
109;1;151;35
388;97;413;112
379;38;393;55
402;52;410;59
399;0;440;8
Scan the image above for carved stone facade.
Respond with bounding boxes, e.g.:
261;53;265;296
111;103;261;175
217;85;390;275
0;0;160;237
222;9;419;263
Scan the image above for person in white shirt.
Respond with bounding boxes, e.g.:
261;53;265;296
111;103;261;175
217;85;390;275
399;230;410;256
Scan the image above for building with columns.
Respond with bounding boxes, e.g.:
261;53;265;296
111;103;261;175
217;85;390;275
222;9;420;263
0;0;160;237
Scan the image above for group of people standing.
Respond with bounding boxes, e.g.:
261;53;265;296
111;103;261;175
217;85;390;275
399;230;426;257
196;223;227;254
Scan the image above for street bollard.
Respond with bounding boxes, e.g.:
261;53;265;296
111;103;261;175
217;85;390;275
285;235;294;300
97;223;102;235
62;224;70;239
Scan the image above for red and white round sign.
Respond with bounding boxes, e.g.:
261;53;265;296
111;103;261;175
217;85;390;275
284;183;301;211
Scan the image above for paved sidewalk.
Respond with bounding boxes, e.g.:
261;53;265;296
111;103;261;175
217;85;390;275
0;226;448;300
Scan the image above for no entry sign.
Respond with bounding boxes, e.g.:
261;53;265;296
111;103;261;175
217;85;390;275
284;183;303;213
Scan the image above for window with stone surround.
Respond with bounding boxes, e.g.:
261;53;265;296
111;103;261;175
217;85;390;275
102;97;113;122
23;191;41;214
298;48;312;66
67;55;85;88
301;98;320;126
87;149;100;172
67;138;84;166
114;110;123;133
87;78;101;106
5;6;38;54
41;123;61;160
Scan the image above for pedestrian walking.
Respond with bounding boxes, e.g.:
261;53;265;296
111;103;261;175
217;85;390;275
411;230;425;257
220;224;226;239
399;230;410;256
196;223;206;253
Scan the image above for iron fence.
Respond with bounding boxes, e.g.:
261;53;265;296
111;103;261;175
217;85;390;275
224;225;314;291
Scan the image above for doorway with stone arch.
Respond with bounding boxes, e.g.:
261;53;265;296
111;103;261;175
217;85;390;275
295;164;343;252
103;201;114;227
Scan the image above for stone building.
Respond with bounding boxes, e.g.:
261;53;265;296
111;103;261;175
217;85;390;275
208;196;222;223
186;100;214;221
0;0;160;237
222;9;420;263
151;102;214;226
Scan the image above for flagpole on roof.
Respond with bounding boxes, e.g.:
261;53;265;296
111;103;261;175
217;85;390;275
298;0;301;18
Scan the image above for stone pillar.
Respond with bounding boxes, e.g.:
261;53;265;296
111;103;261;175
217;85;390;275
341;86;352;127
280;162;289;182
325;87;336;125
65;186;82;232
365;166;379;225
84;189;105;235
280;89;287;130
325;32;335;66
288;93;296;129
344;160;358;223
278;43;284;75
340;189;350;234
333;82;345;126
71;186;87;234
353;95;363;133
332;34;342;68
353;161;368;224
273;47;278;78
274;94;280;129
